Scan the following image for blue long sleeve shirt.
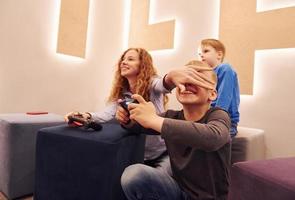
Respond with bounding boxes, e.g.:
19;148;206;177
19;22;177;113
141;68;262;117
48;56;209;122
211;63;240;137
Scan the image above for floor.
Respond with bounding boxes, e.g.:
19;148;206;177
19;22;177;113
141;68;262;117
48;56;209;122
0;192;33;200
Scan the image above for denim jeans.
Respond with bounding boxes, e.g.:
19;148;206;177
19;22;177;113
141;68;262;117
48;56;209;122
144;152;172;176
121;164;189;200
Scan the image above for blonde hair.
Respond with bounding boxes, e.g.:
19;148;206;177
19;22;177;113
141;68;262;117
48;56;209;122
108;48;157;102
185;60;217;87
201;39;226;62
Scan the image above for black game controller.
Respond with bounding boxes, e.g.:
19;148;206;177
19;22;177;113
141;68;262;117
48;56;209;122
119;97;138;114
68;115;102;131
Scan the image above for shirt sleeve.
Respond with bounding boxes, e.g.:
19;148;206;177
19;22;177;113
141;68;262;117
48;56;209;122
161;109;231;152
150;76;171;94
90;102;117;122
214;66;235;111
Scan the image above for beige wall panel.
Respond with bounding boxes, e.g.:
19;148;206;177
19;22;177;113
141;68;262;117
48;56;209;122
129;0;175;50
57;0;89;58
220;0;295;94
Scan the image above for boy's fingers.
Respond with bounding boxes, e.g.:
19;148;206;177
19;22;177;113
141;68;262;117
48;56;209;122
181;67;215;89
184;76;214;90
185;68;215;85
129;109;141;120
194;80;215;90
195;71;215;85
186;65;212;72
131;94;146;104
177;84;186;93
128;102;139;110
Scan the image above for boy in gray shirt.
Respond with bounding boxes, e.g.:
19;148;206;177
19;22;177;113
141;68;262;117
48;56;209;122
117;60;231;200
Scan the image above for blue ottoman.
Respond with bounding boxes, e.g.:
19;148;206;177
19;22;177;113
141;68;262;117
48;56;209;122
0;113;64;199
34;122;145;200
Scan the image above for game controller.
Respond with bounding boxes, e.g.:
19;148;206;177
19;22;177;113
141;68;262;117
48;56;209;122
119;97;138;114
68;115;102;131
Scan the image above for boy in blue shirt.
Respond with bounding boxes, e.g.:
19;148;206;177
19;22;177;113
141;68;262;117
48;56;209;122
198;39;240;137
163;39;240;137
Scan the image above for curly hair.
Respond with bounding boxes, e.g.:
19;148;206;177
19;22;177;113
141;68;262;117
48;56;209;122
108;48;157;102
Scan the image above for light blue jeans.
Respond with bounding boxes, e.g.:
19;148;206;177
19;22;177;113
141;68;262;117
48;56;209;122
121;163;189;200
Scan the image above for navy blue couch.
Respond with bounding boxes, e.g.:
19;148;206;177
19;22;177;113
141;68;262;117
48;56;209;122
34;122;145;200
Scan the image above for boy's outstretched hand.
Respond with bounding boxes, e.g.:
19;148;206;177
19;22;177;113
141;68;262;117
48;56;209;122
165;65;215;92
128;94;164;132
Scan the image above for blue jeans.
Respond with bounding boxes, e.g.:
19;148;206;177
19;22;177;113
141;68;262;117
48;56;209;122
121;164;189;200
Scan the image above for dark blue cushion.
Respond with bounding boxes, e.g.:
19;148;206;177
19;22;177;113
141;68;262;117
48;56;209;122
34;123;145;200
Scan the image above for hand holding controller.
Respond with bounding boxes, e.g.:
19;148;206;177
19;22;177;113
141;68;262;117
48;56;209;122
68;115;102;131
119;97;138;115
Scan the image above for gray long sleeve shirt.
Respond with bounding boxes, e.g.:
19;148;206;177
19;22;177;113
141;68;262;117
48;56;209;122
129;107;231;200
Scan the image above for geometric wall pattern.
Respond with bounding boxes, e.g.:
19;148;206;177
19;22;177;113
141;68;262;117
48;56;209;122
57;0;89;58
220;0;295;94
128;0;175;51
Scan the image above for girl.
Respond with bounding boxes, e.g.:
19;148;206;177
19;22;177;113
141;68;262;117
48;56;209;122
66;48;169;168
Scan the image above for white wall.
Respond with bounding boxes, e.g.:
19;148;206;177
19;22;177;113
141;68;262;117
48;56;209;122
0;0;220;112
0;0;295;158
0;0;127;114
240;49;295;158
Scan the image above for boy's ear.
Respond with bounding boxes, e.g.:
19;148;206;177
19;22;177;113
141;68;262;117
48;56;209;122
217;51;223;61
208;89;217;101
